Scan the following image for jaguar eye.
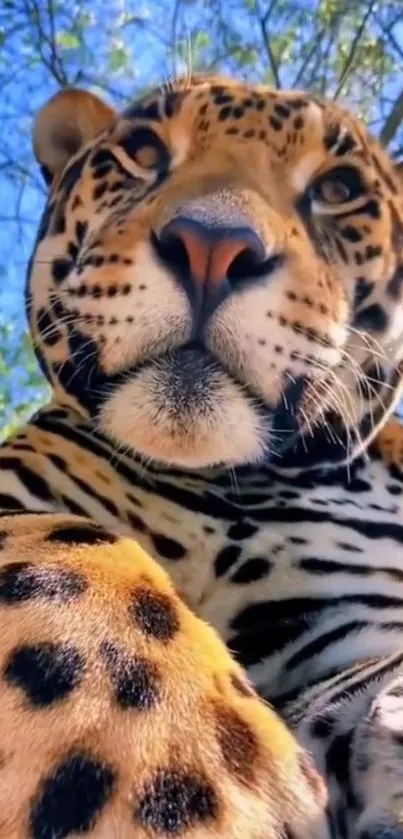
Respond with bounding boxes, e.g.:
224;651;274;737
311;166;365;206
120;127;169;171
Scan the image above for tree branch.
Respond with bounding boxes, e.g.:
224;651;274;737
255;0;281;88
375;12;403;62
379;87;403;147
333;0;377;99
169;0;182;78
292;31;324;89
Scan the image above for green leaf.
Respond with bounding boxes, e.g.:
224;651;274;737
56;31;81;50
108;43;130;73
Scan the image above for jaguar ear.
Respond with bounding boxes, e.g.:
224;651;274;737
33;88;116;184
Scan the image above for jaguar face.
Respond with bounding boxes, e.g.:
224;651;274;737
28;76;403;469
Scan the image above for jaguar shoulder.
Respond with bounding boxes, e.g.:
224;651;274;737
0;510;325;838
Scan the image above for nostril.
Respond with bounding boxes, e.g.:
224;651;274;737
151;221;283;289
151;229;190;276
227;248;283;286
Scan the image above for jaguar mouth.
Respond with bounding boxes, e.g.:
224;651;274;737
166;340;311;440
155;342;221;415
146;339;272;422
97;335;314;469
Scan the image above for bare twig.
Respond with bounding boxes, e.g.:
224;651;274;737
292;31;325;89
255;0;281;88
333;0;377;99
21;0;70;87
380;87;403;147
169;0;182;78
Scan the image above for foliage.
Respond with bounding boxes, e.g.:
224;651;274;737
0;320;50;439
0;0;402;432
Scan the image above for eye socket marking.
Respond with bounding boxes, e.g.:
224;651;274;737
309;166;366;208
119;127;170;173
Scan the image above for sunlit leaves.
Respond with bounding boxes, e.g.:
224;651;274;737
56;31;81;50
0;320;49;441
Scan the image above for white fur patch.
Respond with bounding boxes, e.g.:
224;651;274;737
291;151;323;194
99;362;268;468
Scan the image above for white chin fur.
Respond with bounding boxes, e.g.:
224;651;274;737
98;360;268;469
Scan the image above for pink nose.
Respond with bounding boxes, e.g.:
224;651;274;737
155;216;267;291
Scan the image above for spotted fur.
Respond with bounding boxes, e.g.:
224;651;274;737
1;74;403;838
0;512;325;838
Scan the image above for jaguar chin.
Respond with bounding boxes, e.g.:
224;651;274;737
98;340;322;469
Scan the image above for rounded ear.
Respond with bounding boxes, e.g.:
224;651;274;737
33;88;116;183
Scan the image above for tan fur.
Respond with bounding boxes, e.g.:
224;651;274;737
0;513;326;838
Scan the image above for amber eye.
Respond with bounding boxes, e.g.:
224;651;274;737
120;127;169;171
316;178;350;204
311;166;365;206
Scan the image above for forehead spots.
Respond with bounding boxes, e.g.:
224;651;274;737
269;115;283;132
0;561;87;604
129;587;180;642
136;769;219;834
100;640;161;710
4;642;84;707
214;704;259;784
30;752;115;839
274;103;291;120
46;522;118;546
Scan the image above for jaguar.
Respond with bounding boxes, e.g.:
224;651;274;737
1;73;403;838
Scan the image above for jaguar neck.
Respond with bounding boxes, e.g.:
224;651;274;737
29;400;366;496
